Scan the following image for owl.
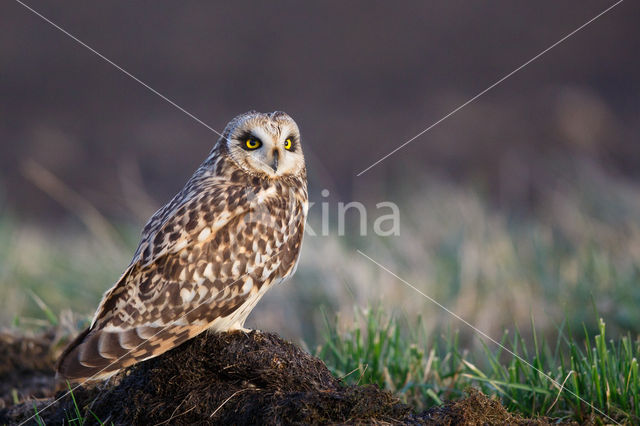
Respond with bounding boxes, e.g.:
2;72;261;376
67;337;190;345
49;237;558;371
57;111;308;381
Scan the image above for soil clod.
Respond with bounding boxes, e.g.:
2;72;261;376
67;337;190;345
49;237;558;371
1;330;559;425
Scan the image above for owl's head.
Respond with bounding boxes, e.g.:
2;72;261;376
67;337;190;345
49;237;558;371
220;111;305;179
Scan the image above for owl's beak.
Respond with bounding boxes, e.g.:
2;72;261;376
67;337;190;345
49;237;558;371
270;149;279;172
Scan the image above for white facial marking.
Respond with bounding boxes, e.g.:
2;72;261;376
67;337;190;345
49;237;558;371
229;113;303;178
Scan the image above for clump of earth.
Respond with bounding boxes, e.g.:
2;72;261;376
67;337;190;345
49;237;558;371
0;329;566;425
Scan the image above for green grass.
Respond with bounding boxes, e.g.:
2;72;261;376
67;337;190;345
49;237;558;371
33;403;45;426
30;383;112;426
316;306;639;424
3;167;640;344
3;166;640;423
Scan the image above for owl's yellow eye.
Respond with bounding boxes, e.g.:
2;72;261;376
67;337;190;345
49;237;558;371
244;138;261;150
284;138;293;150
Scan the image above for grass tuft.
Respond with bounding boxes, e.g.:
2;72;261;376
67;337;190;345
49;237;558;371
316;306;639;424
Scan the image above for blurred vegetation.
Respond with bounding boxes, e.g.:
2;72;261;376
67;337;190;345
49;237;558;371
1;161;640;423
2;161;640;344
2;2;638;422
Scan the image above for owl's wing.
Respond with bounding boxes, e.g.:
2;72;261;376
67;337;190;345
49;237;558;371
56;181;303;381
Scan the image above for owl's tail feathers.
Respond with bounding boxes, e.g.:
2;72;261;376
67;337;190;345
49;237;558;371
56;325;198;382
56;327;144;382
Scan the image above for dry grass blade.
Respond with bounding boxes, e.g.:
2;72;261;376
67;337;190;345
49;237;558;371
546;371;574;415
209;388;250;418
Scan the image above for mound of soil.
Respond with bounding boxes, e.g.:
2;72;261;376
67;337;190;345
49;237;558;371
0;330;57;409
1;330;556;425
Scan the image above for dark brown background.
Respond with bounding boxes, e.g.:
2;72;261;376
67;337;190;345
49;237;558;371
1;1;638;221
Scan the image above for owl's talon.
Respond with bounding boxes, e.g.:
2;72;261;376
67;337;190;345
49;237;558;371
231;326;252;334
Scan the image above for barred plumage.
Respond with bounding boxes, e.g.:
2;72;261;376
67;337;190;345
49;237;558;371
57;111;308;381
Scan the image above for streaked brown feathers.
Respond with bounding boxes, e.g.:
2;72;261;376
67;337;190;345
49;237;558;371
57;111;308;381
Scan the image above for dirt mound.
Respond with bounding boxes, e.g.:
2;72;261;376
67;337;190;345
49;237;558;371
421;388;561;425
0;330;57;409
1;330;555;425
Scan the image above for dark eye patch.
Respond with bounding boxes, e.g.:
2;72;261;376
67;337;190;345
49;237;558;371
237;131;259;142
237;131;262;150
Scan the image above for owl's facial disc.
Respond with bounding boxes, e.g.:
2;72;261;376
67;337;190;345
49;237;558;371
226;112;304;178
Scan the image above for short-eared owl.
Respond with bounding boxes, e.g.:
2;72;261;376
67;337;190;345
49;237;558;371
57;111;308;381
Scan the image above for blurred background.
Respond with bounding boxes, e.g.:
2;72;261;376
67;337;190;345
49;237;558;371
1;1;639;349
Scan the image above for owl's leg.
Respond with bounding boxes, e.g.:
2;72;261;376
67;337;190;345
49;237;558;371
228;322;252;333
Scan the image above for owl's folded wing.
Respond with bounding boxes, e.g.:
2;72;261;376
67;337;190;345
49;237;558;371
56;184;291;381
